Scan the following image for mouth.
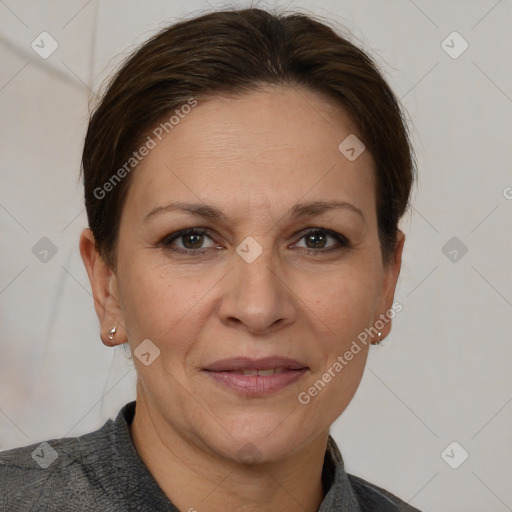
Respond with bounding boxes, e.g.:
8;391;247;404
202;357;309;395
217;367;298;376
203;356;308;372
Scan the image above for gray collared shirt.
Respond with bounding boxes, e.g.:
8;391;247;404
0;401;421;511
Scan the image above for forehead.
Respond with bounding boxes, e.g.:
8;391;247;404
123;86;376;223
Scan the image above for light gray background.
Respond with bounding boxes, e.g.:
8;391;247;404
1;1;511;511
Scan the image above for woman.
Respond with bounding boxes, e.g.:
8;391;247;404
0;8;420;511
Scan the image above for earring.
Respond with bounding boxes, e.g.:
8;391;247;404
107;326;117;341
375;331;382;345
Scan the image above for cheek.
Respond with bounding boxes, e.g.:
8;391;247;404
297;267;379;342
117;254;226;364
294;275;375;422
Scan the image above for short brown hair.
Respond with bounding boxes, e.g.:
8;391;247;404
81;7;415;269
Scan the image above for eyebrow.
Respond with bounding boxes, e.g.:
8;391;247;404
143;200;365;224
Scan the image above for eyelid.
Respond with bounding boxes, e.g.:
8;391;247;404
294;227;349;243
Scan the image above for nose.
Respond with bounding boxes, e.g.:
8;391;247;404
217;241;298;335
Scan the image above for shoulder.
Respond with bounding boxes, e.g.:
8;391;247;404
0;417;121;511
347;473;423;512
0;437;77;498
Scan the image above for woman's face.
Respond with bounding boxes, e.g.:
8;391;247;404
95;86;403;462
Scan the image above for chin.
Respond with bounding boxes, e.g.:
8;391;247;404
203;424;304;465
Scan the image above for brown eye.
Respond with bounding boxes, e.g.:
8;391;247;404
295;228;350;253
162;228;217;255
305;231;328;249
180;232;205;249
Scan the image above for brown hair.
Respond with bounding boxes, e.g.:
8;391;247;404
81;7;415;270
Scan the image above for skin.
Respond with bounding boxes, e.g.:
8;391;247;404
80;85;405;512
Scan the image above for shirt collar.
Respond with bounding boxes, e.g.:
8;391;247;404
319;434;362;511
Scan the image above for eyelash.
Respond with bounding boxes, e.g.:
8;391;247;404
159;228;351;256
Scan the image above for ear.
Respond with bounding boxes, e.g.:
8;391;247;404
79;228;126;347
374;230;405;341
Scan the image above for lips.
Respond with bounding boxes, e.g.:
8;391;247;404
203;356;308;373
202;356;309;396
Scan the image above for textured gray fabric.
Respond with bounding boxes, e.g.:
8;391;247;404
0;401;422;511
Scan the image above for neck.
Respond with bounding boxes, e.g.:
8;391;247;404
128;393;328;512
